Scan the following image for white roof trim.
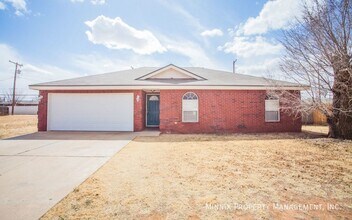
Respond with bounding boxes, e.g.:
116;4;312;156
136;64;206;80
29;85;308;91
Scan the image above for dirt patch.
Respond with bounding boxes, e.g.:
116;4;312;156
42;132;352;219
0;115;37;139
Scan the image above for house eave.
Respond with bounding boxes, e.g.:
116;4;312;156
29;85;309;91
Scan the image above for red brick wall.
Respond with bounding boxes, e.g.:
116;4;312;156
134;90;146;131
38;89;301;133
38;90;48;131
159;90;301;133
37;90;145;132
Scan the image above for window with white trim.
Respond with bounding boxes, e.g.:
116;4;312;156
265;95;280;122
182;92;198;122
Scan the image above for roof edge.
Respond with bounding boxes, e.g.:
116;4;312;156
29;84;309;91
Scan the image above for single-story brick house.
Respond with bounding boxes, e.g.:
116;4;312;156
30;64;307;133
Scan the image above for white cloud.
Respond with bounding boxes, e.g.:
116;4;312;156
3;0;28;16
237;58;281;76
200;29;223;37
71;47;217;75
91;0;105;5
161;37;216;68
0;2;6;10
84;14;217;68
219;36;283;58
227;28;236;37
0;44;80;95
14;10;22;16
240;0;311;35
219;31;284;77
71;53;162;74
158;0;205;31
222;1;318;77
70;0;106;5
85;15;166;55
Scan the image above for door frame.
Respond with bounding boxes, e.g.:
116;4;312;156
145;94;160;127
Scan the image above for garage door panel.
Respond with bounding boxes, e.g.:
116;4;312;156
48;93;134;131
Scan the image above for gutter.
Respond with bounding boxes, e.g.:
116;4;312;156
29;84;310;91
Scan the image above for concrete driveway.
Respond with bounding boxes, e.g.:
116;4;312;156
0;131;136;220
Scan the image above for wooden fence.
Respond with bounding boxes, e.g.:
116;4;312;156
302;110;327;125
312;110;327;125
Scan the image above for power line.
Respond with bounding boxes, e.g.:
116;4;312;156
16;76;42;83
0;77;14;82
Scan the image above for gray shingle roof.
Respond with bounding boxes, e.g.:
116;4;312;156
30;66;305;88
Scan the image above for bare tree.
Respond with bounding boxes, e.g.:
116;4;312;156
1;90;25;106
276;0;352;139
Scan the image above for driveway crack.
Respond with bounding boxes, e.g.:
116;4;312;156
15;141;62;155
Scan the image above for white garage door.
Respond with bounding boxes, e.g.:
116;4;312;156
48;93;134;131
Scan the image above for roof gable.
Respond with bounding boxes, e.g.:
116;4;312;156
136;64;206;80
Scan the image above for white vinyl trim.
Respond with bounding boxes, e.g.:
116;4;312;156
137;64;205;80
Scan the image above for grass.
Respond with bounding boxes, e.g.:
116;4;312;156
0;115;37;139
41;130;352;219
302;125;329;136
1;116;350;218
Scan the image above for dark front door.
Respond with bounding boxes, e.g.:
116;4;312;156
146;95;160;127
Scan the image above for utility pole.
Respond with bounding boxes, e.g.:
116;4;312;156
9;60;23;115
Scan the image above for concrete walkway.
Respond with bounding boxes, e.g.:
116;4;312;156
0;131;141;220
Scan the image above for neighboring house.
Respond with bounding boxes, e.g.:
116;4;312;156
0;100;39;115
8;104;38;115
29;64;307;133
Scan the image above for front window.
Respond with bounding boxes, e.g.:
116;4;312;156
182;92;198;122
265;95;280;122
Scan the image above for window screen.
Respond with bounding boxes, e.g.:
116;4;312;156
265;111;279;121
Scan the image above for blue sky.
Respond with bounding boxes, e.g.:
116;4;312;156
0;0;307;95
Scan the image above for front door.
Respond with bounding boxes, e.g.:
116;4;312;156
146;95;160;127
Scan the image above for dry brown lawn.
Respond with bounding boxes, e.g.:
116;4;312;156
302;125;329;136
42;129;352;220
0;115;37;139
